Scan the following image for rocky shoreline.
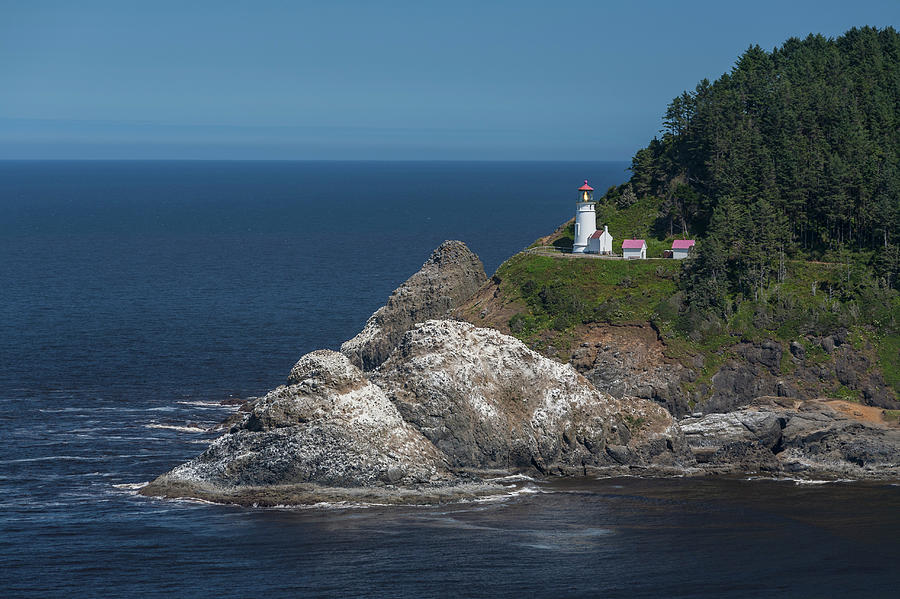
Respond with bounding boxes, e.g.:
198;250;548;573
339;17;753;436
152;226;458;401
141;241;900;506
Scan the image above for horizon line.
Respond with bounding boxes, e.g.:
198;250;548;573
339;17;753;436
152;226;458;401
0;158;632;164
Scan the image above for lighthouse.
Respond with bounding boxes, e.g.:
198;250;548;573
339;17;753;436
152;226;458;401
572;180;597;254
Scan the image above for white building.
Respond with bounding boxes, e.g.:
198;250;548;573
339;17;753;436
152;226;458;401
622;239;647;259
671;239;696;259
572;180;596;254
589;225;613;254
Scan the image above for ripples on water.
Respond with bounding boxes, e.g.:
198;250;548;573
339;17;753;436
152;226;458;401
1;162;898;598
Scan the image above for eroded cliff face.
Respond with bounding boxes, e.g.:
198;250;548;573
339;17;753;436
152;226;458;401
567;324;694;416
696;336;898;414
341;240;487;371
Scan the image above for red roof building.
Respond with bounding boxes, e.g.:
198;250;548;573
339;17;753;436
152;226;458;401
622;239;647;259
671;239;696;259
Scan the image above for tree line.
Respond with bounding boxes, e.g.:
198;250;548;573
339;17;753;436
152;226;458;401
605;26;900;309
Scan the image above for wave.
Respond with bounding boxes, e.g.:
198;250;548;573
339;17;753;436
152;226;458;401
0;455;111;464
483;474;537;483
177;400;240;409
167;496;224;506
145;424;209;433
39;406;171;413
472;483;545;504
112;481;149;492
744;476;858;485
1;453;156;464
265;500;390;511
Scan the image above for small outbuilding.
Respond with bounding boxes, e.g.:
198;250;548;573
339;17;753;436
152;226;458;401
622;239;647;260
671;239;696;259
589;225;613;255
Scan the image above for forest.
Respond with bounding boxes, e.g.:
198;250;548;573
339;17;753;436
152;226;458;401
603;26;900;314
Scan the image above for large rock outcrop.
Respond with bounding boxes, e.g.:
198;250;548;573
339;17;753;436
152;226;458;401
341;240;487;371
373;320;693;474
143;319;695;506
141;238;900;508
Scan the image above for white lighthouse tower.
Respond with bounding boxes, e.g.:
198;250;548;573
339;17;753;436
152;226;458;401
572;180;597;254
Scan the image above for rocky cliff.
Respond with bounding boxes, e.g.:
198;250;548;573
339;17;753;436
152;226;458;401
341;240;487;371
457;258;898;417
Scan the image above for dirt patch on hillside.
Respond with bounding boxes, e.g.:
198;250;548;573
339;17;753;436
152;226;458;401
454;276;527;335
823;400;900;428
567;322;670;369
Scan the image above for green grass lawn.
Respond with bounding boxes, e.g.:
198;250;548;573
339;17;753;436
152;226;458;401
497;253;680;342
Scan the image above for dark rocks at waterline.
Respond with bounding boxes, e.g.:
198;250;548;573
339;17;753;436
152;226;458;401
680;397;900;478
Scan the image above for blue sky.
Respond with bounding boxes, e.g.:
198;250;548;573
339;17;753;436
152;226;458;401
1;0;898;160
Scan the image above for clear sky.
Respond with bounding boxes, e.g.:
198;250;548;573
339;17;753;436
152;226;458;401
1;0;898;160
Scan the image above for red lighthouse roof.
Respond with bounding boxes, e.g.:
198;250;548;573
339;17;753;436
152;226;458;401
578;180;593;191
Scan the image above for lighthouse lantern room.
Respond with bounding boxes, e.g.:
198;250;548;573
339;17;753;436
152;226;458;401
572;180;597;254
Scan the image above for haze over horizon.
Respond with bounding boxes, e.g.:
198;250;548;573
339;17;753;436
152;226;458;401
2;0;898;161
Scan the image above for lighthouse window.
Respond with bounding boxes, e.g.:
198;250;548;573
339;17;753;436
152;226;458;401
575;223;580;238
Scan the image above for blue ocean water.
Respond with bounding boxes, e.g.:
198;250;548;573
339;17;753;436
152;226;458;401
1;161;898;598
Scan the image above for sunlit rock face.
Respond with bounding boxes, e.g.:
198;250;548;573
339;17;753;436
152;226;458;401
373;319;692;474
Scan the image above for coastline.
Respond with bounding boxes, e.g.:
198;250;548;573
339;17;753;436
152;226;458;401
139;242;900;509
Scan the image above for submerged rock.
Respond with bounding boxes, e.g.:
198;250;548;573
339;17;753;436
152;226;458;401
341;240;487;371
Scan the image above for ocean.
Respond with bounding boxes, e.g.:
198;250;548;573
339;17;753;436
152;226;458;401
1;161;897;598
